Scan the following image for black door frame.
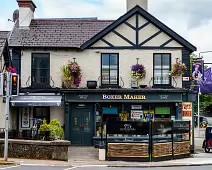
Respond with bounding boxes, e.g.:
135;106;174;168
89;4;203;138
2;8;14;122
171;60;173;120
70;103;94;146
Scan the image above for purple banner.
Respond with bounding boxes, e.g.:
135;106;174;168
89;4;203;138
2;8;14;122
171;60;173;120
192;61;204;81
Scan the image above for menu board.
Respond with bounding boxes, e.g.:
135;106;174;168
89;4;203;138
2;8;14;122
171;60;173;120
131;110;143;119
22;111;30;128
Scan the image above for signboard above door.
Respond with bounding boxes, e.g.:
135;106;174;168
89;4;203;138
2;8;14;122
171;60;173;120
131;105;142;109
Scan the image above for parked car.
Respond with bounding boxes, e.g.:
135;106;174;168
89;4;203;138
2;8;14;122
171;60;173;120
194;115;209;128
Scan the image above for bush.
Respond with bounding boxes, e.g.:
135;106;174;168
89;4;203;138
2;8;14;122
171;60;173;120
39;119;64;140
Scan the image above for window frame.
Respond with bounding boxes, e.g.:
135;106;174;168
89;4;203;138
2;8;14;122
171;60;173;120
153;53;172;87
33;107;50;123
31;53;50;86
101;53;119;87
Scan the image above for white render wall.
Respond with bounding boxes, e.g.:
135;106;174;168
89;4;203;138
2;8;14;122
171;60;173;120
21;49;182;89
0;99;15;129
50;106;65;126
0;99;5;128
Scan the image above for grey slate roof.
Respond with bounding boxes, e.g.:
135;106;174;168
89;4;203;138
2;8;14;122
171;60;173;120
0;31;9;55
9;19;114;48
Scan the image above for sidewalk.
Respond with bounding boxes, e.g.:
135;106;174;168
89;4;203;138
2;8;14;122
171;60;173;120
0;128;210;167
0;153;211;168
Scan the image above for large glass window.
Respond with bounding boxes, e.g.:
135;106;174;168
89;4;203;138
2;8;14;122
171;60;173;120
153;54;171;85
31;53;50;86
101;54;119;85
33;107;50;123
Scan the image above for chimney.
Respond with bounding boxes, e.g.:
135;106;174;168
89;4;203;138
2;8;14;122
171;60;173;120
17;0;36;28
127;0;148;11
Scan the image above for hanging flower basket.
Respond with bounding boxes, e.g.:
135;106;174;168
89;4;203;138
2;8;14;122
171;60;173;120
131;64;146;79
170;61;187;77
61;60;82;88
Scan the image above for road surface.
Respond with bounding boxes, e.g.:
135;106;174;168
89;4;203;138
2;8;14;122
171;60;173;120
0;165;212;170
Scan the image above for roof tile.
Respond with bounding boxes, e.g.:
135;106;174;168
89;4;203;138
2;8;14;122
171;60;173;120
10;19;113;48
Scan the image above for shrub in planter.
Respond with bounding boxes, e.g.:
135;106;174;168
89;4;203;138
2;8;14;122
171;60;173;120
39;119;64;140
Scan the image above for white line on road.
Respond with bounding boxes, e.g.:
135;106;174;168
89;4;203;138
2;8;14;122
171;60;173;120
64;165;108;170
0;165;20;170
64;167;78;170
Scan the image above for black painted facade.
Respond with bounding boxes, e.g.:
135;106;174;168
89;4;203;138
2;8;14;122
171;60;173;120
62;89;196;146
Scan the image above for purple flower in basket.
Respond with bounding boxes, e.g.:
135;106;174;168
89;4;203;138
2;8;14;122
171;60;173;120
132;64;144;72
131;64;146;79
71;68;76;72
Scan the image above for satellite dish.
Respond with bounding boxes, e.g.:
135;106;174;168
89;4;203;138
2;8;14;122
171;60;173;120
13;9;19;22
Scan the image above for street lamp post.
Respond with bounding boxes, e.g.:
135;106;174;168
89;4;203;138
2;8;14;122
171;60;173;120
4;71;11;161
190;85;201;137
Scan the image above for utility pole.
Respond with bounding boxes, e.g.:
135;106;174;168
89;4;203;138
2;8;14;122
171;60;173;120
4;71;10;161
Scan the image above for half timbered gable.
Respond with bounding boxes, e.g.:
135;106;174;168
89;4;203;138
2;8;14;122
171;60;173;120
81;5;196;52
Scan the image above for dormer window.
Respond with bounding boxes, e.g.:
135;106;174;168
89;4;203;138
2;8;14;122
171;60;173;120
101;53;119;87
153;53;171;87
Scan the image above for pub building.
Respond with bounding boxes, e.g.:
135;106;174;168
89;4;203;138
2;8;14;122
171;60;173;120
7;0;197;153
62;89;195;147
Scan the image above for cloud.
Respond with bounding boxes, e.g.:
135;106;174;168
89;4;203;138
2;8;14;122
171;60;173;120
0;17;14;31
39;0;125;19
1;0;212;62
149;0;212;29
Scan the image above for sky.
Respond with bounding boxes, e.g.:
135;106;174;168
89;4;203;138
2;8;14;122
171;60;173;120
0;0;212;62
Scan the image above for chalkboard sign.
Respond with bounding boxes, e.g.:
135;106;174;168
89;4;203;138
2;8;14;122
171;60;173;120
173;121;190;133
106;120;149;135
152;121;172;135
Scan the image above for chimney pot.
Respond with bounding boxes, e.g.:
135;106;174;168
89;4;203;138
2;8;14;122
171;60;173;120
127;0;148;11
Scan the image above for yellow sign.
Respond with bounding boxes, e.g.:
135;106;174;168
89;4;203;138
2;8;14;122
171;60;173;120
119;113;129;121
102;94;146;100
144;110;154;114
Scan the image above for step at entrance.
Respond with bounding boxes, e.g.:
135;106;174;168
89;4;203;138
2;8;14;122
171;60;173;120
69;146;99;162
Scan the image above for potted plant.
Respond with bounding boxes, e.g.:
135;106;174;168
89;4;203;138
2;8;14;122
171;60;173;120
39;119;64;140
170;60;187;77
61;60;82;88
131;64;147;88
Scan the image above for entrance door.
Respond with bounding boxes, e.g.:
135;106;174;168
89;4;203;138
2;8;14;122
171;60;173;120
71;108;93;146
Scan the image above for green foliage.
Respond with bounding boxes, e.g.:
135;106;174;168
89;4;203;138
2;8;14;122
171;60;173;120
39;119;50;131
39;119;64;140
194;94;212;113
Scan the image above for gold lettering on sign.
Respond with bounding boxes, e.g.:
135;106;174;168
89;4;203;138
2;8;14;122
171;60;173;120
102;94;146;100
102;94;107;100
123;95;146;100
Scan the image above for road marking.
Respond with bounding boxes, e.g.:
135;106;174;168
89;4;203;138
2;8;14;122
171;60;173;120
64;167;78;170
64;165;108;170
0;165;20;170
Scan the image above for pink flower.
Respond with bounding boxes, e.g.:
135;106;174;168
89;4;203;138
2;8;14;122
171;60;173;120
68;60;70;63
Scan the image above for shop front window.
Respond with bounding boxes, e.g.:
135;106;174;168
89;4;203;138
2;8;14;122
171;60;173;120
95;103;176;137
153;53;171;86
33;107;50;123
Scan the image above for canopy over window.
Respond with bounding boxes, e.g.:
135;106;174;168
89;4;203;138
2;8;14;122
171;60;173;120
103;107;118;115
10;95;62;107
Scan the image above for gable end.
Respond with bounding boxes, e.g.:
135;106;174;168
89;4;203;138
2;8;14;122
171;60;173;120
81;5;196;52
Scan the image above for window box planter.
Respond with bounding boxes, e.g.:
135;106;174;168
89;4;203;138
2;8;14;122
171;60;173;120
87;81;97;89
139;85;147;88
